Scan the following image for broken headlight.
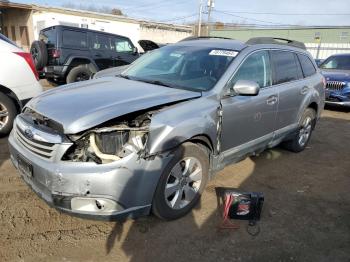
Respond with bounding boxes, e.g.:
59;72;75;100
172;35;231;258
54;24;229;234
63;128;148;164
62;110;152;164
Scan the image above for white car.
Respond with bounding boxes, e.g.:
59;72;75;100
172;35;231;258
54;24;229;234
0;33;43;136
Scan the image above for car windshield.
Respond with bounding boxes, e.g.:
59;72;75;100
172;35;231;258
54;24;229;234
122;45;238;91
320;55;350;70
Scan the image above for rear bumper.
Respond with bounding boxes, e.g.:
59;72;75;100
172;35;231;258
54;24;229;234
41;66;66;80
325;100;350;107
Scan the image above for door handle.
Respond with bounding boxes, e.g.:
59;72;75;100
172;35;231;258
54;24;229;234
94;54;102;57
301;86;310;95
266;95;278;105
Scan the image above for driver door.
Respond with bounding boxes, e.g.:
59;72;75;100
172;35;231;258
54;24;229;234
220;50;278;163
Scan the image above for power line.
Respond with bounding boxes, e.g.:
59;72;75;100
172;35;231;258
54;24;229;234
213;10;295;26
125;0;188;13
121;0;171;11
215;10;350;16
158;13;198;23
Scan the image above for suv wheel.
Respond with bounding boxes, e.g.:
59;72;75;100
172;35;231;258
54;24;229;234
152;142;209;220
30;41;48;70
66;65;93;83
283;108;316;153
0;93;17;137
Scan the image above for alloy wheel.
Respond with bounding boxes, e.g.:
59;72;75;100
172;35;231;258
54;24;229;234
298;116;312;147
0;103;9;130
164;157;203;210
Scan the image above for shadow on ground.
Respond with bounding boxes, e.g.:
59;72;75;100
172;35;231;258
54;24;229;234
0;112;349;261
103;115;350;261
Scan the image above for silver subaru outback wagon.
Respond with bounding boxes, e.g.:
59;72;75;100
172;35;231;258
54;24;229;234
9;37;325;220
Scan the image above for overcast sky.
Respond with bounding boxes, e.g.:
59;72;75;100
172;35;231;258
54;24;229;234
16;0;350;26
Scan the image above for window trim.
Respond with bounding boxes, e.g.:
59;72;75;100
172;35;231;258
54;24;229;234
296;53;317;78
270;49;304;85
222;48;316;98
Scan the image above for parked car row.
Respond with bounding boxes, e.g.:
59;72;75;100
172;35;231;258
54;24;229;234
8;36;325;221
30;25;160;84
0;34;42;137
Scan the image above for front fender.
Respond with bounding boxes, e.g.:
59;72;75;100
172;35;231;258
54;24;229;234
147;96;220;155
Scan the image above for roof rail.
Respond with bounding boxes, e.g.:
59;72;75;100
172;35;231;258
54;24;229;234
246;37;306;50
180;36;233;42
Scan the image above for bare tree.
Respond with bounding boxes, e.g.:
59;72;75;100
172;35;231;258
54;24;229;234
62;3;124;16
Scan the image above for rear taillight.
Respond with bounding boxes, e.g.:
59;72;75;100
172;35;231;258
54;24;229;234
51;49;61;58
14;52;39;81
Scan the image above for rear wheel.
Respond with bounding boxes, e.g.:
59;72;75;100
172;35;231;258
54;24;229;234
30;41;48;70
66;65;93;83
152;142;209;220
283;108;316;153
0;93;17;137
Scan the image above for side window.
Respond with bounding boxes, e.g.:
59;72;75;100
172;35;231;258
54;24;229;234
62;30;87;49
112;37;134;53
92;34;111;50
271;50;301;84
298;54;316;77
231;50;272;88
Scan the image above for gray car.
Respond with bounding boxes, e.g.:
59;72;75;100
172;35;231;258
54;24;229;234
8;37;325;220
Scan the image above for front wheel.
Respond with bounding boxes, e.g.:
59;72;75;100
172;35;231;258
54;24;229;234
152;143;209;220
283;108;316;153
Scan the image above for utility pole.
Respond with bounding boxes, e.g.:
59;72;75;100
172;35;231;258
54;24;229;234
207;0;214;36
198;0;203;36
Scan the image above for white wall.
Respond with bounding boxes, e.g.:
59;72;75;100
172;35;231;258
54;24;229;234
32;11;142;49
306;43;350;59
32;11;192;51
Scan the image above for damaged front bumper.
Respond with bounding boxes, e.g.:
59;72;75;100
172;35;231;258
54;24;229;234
8;128;173;220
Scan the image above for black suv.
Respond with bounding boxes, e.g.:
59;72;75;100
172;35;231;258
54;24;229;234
31;25;158;83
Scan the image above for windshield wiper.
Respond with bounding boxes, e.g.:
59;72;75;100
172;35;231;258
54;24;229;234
137;79;173;88
119;74;130;79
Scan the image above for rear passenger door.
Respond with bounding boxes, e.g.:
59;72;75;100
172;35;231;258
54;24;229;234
270;50;305;131
90;33;114;70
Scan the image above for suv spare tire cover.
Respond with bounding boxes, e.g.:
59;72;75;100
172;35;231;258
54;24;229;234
30;41;48;70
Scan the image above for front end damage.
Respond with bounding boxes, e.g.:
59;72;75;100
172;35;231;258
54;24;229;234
8;84;224;220
63;110;153;164
8;104;193;220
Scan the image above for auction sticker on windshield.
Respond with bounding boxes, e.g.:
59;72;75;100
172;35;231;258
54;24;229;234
209;50;238;57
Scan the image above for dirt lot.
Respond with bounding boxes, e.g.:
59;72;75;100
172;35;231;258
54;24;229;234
0;108;349;262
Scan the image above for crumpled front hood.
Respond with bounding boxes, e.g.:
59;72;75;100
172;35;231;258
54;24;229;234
27;77;201;134
321;69;350;82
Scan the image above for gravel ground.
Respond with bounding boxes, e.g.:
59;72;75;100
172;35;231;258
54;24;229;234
0;108;349;262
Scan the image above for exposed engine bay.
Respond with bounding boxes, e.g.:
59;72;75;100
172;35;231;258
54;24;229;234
63;110;154;164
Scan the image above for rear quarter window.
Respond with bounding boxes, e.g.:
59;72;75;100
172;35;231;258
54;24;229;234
298;54;316;77
39;29;56;48
271;50;302;85
62;30;87;49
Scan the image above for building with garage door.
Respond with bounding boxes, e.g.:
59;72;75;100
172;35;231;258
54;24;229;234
0;1;193;52
210;26;350;59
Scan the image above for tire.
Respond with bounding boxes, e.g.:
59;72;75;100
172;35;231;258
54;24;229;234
152;142;209;220
283;108;316;153
30;41;48;70
0;93;17;137
66;65;93;84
